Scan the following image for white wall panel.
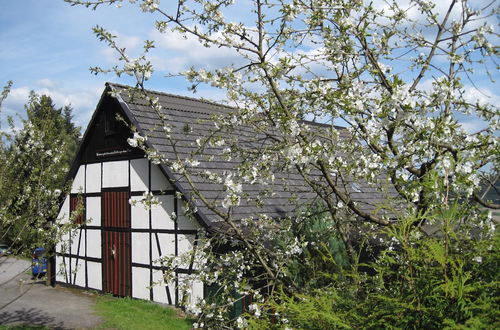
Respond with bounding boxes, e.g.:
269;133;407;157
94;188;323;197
70;229;85;257
177;213;200;230
191;279;204;305
151;164;172;191
55;255;68;283
177;234;196;255
71;165;85;193
69;257;81;285
87;261;102;290
179;274;204;306
191;254;207;271
132;267;150;300
177;234;196;269
102;160;129;188
86;229;101;258
130;158;149;192
56;231;71;255
73;258;86;287
151;233;175;266
55;240;62;255
132;233;150;264
152;269;175;304
85;163;101;193
131;196;149;229
151;195;175;230
86;196;101;226
57;196;70;225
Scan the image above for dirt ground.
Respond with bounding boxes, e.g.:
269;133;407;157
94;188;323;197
0;256;102;329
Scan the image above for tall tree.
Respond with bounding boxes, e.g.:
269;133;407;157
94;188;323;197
0;93;80;254
0;81;13;244
66;0;498;327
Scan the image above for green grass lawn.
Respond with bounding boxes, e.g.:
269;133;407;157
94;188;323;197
0;290;193;329
95;295;194;330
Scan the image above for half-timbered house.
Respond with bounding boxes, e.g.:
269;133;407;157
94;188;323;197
54;82;396;305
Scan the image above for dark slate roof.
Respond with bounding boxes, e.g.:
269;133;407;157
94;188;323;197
107;82;398;228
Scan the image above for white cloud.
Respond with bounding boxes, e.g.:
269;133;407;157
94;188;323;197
102;47;120;65
121;34;141;50
419;80;498;134
185;87;228;103
418;79;500;106
1;82;103;132
4;87;31;110
460;118;489;134
462;85;500;107
148;29;246;73
36;78;56;88
101;31;142;65
459;85;499;133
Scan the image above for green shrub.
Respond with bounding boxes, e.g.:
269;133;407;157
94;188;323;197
246;204;500;329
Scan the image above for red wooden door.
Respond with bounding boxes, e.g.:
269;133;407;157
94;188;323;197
102;190;131;297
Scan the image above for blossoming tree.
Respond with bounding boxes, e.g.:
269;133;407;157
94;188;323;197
66;0;498;327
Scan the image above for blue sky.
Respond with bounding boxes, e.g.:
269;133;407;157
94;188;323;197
0;0;498;132
0;0;232;130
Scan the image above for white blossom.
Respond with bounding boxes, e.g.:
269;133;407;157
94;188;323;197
140;0;159;12
127;132;146;148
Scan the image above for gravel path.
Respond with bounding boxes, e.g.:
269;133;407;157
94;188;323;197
0;256;102;329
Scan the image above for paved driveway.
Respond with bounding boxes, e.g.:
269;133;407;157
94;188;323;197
0;256;102;329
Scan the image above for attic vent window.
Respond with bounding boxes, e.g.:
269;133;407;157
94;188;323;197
104;111;117;135
351;182;362;193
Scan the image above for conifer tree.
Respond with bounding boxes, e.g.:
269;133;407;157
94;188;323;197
0;93;80;254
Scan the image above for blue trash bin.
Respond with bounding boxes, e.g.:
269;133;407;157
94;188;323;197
32;247;47;278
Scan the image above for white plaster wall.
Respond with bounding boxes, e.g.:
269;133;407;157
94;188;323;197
71;165;85;193
69;258;77;284
55;240;62;255
177;234;196;255
56;231;71;255
87;261;102;290
177;234;197;269
151;164;172;191
151;233;175;266
130;158;149;192
85;163;101;193
177;213;200;230
70;229;85;257
152;269;175;304
55;255;68;283
72;258;86;287
87;229;101;258
86;196;101;226
132;267;150;300
132;233;150;265
191;279;204;305
102;160;129;188
179;274;204;306
151;195;175;230
57;196;70;225
131;197;149;229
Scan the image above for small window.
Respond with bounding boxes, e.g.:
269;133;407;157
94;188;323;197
104;110;117;136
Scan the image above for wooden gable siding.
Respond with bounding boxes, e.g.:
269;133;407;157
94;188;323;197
78;95;144;164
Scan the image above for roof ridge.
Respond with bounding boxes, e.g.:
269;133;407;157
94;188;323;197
299;119;347;130
107;82;347;130
107;82;236;112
